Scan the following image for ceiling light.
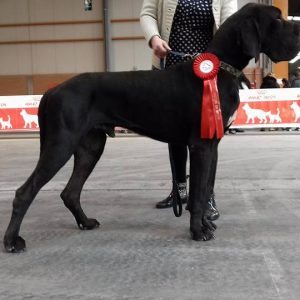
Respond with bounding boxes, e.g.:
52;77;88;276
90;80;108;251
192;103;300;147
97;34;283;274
290;53;300;63
288;16;300;21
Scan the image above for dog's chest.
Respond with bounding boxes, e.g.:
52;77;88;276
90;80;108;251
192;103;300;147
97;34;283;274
226;109;238;127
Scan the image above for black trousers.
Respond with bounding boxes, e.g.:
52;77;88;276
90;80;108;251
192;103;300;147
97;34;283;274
168;144;217;194
168;144;187;183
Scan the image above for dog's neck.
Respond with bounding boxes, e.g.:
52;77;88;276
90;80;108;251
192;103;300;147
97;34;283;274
207;46;251;72
206;36;252;71
220;61;242;78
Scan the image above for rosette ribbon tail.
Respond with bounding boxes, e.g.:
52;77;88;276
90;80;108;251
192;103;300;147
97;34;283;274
193;53;224;139
201;77;224;139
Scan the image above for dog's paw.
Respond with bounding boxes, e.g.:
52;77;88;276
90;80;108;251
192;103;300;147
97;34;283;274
203;217;217;232
190;227;215;241
78;218;100;230
4;236;26;253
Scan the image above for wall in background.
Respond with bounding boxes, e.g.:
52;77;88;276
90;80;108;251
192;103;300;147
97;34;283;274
0;0;151;94
0;0;104;75
0;0;261;95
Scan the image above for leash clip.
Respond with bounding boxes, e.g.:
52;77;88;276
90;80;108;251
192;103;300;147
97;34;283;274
183;54;194;59
160;51;199;69
183;53;199;60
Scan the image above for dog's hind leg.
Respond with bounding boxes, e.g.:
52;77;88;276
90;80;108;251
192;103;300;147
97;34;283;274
60;128;107;230
3;137;75;252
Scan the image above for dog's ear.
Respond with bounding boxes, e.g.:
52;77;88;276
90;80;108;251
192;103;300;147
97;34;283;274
238;18;261;62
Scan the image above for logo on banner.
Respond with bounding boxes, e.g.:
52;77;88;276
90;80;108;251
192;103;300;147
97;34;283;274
0;95;41;131
0;115;12;129
20;109;39;129
291;102;300;122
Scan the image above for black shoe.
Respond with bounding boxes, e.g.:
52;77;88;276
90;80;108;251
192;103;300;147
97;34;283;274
206;193;220;221
156;191;188;209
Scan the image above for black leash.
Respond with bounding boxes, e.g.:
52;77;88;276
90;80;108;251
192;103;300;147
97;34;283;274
168;145;183;218
159;50;199;217
159;50;242;218
160;52;192;218
160;50;199;69
172;180;183;217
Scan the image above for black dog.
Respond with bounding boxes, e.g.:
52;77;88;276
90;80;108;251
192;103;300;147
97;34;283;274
4;4;300;252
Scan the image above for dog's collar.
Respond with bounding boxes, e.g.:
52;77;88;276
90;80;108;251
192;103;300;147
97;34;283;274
220;61;242;79
191;52;242;78
160;51;243;78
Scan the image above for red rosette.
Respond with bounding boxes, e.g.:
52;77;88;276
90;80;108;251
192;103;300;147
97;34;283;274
193;53;220;80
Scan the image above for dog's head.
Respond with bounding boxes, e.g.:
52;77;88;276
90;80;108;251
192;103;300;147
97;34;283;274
210;4;300;69
238;4;300;63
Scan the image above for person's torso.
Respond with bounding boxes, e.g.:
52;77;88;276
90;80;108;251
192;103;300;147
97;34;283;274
292;78;300;87
166;0;214;67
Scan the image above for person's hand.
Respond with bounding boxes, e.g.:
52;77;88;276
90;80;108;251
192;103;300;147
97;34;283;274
150;36;171;59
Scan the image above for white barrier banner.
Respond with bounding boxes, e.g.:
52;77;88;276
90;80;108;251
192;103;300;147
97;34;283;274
0;95;42;131
232;88;300;128
1;89;300;132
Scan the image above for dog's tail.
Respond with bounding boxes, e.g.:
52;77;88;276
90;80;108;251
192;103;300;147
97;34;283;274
38;89;52;153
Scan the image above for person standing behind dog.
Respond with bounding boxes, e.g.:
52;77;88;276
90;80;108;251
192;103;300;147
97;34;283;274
260;73;280;89
291;70;300;87
281;78;291;88
140;0;237;218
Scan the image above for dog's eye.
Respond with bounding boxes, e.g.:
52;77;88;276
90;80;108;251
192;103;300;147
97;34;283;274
274;17;282;25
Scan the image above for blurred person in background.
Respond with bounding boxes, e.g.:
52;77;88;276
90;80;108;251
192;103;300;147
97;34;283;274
291;70;300;87
281;78;291;88
260;73;280;89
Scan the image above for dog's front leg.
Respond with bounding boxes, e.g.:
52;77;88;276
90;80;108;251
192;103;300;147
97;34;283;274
188;142;217;241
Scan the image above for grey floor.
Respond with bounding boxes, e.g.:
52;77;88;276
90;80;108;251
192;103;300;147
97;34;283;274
0;133;299;300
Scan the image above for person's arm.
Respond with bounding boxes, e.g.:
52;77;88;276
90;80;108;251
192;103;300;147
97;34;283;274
140;0;160;46
220;0;238;25
140;0;171;58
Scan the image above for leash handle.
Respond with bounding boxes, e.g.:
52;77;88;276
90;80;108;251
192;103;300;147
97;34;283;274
160;58;165;70
168;144;183;218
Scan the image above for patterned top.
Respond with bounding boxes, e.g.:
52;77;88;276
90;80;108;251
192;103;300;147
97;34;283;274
166;0;214;68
